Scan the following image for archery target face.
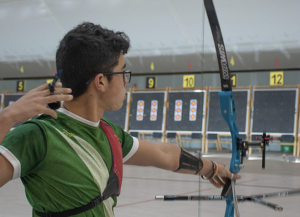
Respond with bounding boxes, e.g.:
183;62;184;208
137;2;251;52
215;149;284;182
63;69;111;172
174;100;182;121
136;100;144;121
150;100;158;121
189;99;197;121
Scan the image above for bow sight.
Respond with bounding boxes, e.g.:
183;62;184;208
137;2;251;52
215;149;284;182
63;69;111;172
238;132;269;169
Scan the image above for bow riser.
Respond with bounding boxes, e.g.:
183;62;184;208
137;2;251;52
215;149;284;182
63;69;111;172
219;92;240;174
219;91;241;217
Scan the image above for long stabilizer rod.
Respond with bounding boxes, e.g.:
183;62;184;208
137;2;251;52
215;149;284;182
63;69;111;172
155;188;300;212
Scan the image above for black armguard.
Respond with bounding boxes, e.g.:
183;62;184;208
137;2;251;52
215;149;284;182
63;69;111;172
174;148;203;174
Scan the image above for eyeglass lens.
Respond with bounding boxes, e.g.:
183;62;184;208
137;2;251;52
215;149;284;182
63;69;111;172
124;71;131;84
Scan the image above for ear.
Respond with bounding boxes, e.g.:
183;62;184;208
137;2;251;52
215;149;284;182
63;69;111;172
93;73;106;92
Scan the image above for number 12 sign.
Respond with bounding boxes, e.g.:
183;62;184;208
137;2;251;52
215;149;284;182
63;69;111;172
270;71;284;86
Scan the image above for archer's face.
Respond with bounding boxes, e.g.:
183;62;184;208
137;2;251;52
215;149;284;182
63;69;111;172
103;53;128;111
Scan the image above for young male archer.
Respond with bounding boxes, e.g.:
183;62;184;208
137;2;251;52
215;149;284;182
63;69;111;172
0;22;240;217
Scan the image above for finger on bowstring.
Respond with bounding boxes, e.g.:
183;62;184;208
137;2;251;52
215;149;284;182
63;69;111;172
36;82;62;94
41;87;72;96
45;94;73;103
55;82;62;87
53;87;72;95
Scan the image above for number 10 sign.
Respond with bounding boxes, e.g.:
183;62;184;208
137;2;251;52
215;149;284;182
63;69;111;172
183;75;195;88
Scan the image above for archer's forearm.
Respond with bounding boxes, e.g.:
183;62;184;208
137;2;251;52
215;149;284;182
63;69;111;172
125;140;181;170
143;141;213;176
126;140;214;177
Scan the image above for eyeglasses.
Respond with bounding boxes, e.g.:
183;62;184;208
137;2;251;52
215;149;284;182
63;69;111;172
86;70;131;85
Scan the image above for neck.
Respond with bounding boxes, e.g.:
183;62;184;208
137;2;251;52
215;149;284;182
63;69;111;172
63;92;104;123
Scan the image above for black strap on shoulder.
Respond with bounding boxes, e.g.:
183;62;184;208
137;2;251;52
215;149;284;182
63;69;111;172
34;196;103;217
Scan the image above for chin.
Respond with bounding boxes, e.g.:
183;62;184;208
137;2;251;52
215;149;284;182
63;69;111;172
115;104;123;111
111;103;123;111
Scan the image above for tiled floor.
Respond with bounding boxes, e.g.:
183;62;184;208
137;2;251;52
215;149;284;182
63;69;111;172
0;152;299;217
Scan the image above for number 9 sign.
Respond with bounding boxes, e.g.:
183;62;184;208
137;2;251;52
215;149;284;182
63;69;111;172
146;77;156;88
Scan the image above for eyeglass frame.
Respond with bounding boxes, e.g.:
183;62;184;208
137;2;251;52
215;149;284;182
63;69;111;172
85;70;131;85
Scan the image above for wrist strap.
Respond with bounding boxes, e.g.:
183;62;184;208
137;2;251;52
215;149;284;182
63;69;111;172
201;161;218;180
174;148;203;174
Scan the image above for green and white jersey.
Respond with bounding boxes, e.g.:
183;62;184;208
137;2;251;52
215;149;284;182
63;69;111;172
0;108;139;217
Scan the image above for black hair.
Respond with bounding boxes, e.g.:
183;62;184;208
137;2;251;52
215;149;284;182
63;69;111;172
56;22;130;98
